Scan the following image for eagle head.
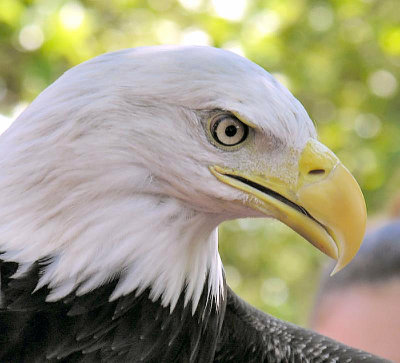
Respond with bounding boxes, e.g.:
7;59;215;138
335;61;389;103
0;46;366;312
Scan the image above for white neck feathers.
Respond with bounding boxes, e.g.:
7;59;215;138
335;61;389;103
0;167;224;312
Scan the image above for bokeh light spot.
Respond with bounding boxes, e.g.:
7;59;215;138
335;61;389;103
181;28;212;46
18;24;44;51
178;0;204;11
308;5;334;32
368;69;398;98
341;18;372;44
212;0;247;21
251;10;281;36
154;20;181;44
354;113;381;139
260;277;289;307
59;2;85;30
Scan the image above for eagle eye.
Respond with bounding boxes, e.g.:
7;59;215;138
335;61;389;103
210;114;249;147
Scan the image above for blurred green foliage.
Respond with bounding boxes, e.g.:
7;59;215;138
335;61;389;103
0;0;399;327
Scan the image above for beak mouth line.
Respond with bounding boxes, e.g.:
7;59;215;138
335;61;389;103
224;173;328;231
211;164;341;261
226;174;310;218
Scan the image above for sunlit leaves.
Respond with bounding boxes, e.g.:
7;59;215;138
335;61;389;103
380;27;400;55
0;0;24;25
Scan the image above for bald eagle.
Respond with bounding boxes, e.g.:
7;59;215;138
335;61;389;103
0;46;389;362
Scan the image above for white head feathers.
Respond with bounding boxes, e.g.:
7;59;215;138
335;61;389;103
0;46;315;312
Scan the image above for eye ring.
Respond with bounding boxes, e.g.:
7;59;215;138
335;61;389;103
209;114;249;147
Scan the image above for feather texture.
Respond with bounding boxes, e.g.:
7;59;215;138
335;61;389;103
0;259;225;362
0;260;390;362
0;46;388;362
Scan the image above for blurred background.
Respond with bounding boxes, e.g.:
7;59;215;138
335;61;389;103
0;0;399;328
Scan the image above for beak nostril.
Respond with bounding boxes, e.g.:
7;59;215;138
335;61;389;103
309;169;325;175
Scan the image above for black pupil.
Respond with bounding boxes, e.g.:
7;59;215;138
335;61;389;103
225;124;238;137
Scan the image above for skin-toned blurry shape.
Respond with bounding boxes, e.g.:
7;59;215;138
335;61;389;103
312;221;400;362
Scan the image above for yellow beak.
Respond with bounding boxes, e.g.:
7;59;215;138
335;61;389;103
210;139;367;273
